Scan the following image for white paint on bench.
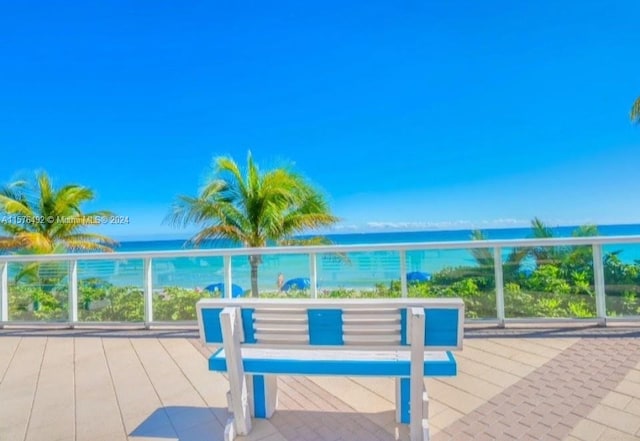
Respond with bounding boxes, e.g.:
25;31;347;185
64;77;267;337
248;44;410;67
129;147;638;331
410;307;427;441
213;347;451;362
220;307;252;436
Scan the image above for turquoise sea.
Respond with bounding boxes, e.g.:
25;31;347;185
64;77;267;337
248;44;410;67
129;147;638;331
75;223;640;292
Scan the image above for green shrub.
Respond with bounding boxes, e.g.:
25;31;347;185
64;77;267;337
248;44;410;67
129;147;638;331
154;287;208;321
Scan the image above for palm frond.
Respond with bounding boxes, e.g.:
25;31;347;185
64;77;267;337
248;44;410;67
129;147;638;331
530;217;553;238
215;156;247;202
15;232;54;253
54;185;95;214
0;192;34;217
63;232;118;246
189;224;248;246
0;235;27;251
631;96;640;124
0;171;116;254
278;236;333;246
62;239;115;252
572;224;599;237
469;230;494;268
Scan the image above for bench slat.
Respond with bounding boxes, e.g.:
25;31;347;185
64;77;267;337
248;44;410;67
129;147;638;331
343;326;401;334
209;347;457;377
343;318;401;325
344;335;402;345
253;325;308;332
253;334;309;344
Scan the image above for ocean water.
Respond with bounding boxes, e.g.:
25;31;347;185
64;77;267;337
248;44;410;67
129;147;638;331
114;223;640;252
73;224;640;291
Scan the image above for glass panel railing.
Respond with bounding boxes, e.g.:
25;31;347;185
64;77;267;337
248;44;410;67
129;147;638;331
312;247;497;318
413;248;497;320
315;250;401;298
8;261;68;321
1;236;638;326
603;243;640;318
77;259;144;322
231;255;252;297
502;245;597;319
151;256;223;321
257;253;310;298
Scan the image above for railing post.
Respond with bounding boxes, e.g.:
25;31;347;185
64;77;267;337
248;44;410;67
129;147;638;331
144;257;153;327
309;253;318;299
0;261;8;326
493;247;505;328
399;250;408;298
592;244;607;327
68;260;78;327
223;256;232;298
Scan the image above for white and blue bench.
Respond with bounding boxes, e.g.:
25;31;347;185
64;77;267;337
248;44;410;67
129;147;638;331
196;298;464;441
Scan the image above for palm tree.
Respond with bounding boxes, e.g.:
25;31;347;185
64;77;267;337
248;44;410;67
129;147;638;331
562;223;599;282
470;230;528;283
168;152;339;297
0;171;116;253
631;96;640;124
528;218;601;278
529;217;557;265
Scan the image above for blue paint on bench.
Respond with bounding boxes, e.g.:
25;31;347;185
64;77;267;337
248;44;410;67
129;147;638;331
425;308;459;347
308;309;343;345
252;375;266;418
400;378;410;424
242;308;256;343
400;309;408;346
209;349;457;377
400;307;459;347
201;308;224;343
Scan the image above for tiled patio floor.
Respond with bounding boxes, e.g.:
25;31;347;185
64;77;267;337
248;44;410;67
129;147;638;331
1;326;639;441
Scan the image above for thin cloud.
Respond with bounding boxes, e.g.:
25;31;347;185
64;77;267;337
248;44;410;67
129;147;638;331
364;219;529;231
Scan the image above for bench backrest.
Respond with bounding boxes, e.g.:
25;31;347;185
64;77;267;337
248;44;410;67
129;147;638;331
197;298;464;351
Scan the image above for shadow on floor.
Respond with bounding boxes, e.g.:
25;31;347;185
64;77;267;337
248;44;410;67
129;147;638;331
130;406;406;441
130;406;227;441
270;408;403;441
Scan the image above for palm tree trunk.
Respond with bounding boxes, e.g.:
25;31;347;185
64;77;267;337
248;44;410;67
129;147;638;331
249;255;260;297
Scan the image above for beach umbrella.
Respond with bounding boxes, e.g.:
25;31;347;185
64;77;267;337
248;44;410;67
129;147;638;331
205;283;244;298
282;277;311;292
406;271;431;283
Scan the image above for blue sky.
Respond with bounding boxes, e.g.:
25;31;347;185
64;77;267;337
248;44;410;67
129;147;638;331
1;1;639;239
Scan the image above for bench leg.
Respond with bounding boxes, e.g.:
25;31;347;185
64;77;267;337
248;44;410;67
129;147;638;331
225;376;276;438
396;378;430;439
224;417;237;441
247;374;278;418
422;386;430;441
396;378;410;424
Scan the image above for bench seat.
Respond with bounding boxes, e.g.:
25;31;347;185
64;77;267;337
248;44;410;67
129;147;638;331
209;347;457;377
